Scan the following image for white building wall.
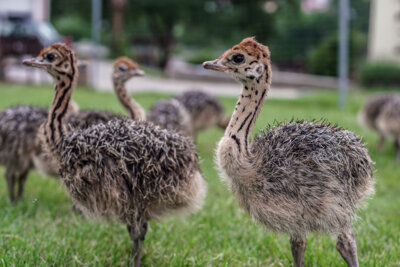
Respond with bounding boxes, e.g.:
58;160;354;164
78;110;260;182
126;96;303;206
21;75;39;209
0;0;49;21
369;0;400;63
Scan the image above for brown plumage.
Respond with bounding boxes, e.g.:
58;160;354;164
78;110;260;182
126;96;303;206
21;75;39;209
376;97;400;162
176;90;230;133
34;57;145;178
111;57;146;121
0;106;49;202
0;102;78;203
23;43;207;267
147;98;193;137
358;94;399;151
147;90;229;139
65;56;146;129
66;110;120;129
203;37;374;267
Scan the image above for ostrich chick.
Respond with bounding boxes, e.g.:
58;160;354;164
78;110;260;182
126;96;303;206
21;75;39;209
23;43;207;267
176;90;230;134
65;57;145;130
358;94;398;151
203;37;374;267
147;98;194;137
0;102;78;203
32;57;145;178
376;97;400;162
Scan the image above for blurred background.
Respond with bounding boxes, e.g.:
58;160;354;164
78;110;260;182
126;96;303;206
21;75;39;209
0;0;397;98
1;2;400;265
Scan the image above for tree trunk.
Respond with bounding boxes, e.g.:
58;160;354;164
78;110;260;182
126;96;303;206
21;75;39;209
157;26;175;70
148;14;176;70
0;53;4;81
110;0;127;55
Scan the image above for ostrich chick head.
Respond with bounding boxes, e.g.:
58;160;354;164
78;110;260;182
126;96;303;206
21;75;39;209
112;57;144;83
203;37;271;84
23;43;76;78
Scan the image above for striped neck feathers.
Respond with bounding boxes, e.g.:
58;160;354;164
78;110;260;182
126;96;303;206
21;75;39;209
113;81;145;121
225;65;271;154
45;55;77;151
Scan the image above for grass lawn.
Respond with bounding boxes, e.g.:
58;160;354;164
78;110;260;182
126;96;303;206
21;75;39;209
0;82;399;266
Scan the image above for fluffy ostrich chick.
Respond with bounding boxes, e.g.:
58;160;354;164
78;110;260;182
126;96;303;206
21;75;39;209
23;43;207;267
203;37;374;267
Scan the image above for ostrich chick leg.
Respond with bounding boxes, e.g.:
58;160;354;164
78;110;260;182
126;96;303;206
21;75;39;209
17;170;29;199
290;236;306;267
336;231;359;267
127;222;148;267
395;139;400;163
5;169;16;203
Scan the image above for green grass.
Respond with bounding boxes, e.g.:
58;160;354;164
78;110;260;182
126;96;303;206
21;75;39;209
0;82;399;266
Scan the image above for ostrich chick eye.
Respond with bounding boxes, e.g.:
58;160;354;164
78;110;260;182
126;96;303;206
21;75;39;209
232;54;245;64
119;66;127;72
46;53;56;62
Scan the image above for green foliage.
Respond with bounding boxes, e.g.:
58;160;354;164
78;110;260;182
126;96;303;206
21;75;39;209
50;0;91;41
50;0;299;68
53;15;91;40
269;0;370;71
270;12;336;69
360;62;400;88
0;83;400;266
307;31;367;76
186;48;216;65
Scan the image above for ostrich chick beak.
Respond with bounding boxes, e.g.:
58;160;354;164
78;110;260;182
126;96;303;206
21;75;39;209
22;58;50;69
202;59;228;72
131;69;145;77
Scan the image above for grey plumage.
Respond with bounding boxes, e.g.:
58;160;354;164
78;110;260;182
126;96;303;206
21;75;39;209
376;97;400;162
60;119;205;227
66;109;121;130
176;90;229;132
359;94;395;132
358;94;399;152
0;104;78;202
34;56;145;180
33;109;122;177
56;119;206;267
0;106;48;202
248;121;374;236
147;99;193;137
147;90;229;139
24;43;206;267
205;37;374;267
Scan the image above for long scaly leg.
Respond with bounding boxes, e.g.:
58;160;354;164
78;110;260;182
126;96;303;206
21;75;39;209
127;221;148;267
5;168;16;203
290;236;307;267
336;231;359;267
17;169;29;200
377;134;385;152
395;139;400;163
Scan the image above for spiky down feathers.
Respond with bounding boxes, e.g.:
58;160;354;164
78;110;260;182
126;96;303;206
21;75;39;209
222;121;374;237
359;94;396;131
65;110;122;130
176;90;226;131
147;99;193;137
59;119;204;229
0;106;48;174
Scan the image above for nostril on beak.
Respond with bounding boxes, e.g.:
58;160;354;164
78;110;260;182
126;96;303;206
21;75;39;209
202;60;218;69
22;59;32;66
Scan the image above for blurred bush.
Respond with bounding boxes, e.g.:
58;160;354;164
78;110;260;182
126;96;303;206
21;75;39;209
270;12;336;71
307;31;367;76
186;48;215;65
270;0;369;73
53;15;90;41
360;62;400;88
